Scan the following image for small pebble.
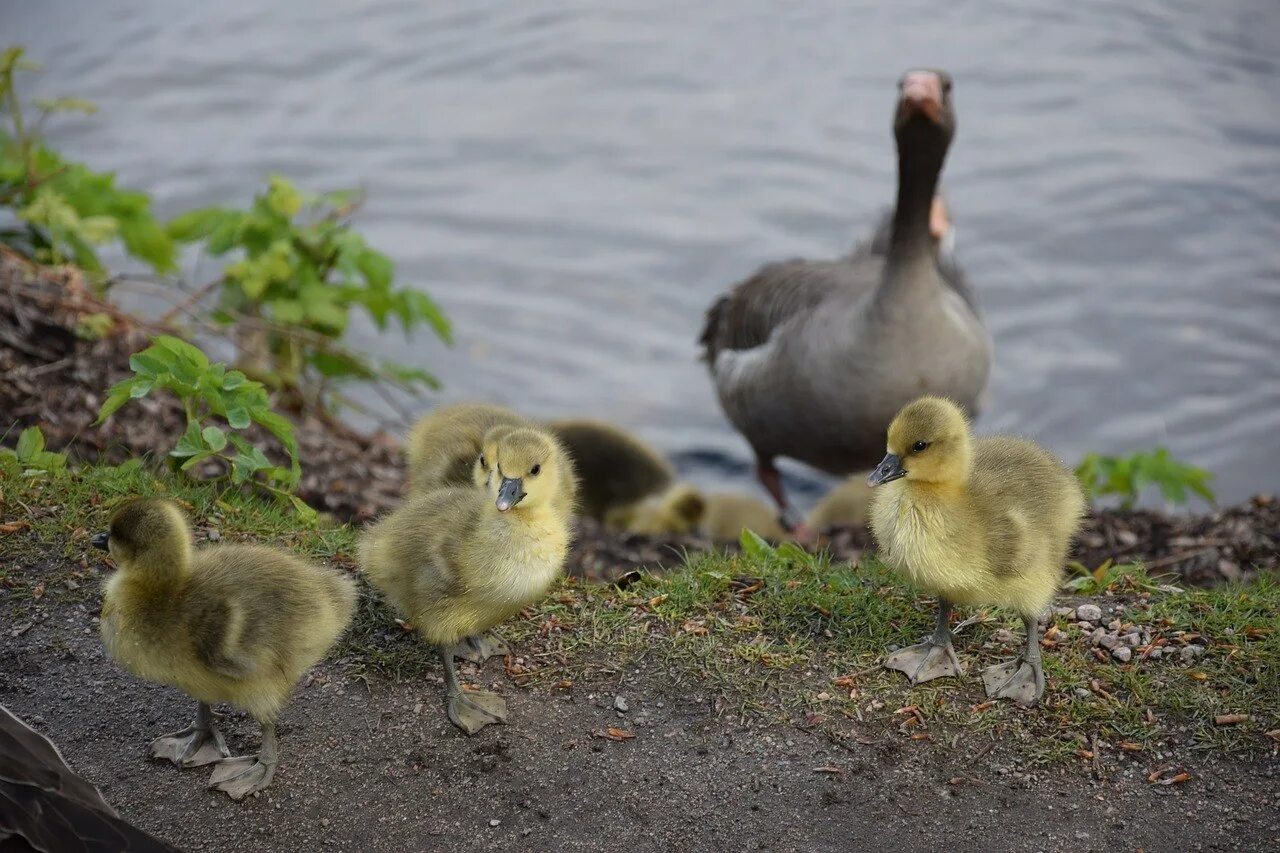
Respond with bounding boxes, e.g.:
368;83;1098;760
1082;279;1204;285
1112;646;1133;663
1148;647;1163;660
207;530;221;541
1098;634;1119;651
1075;604;1103;623
489;819;501;828
1123;632;1142;647
613;695;629;713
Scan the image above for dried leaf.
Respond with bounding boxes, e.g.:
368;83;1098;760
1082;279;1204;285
812;766;842;774
1119;741;1143;752
0;521;31;534
1213;713;1249;726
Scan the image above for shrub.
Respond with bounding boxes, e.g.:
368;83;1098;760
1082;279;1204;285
167;175;451;408
1075;448;1215;510
0;426;67;477
0;46;175;275
96;336;313;520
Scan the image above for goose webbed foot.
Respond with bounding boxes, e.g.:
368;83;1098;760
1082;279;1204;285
982;614;1046;706
885;597;964;684
150;702;229;767
446;688;508;735
884;638;964;684
449;632;510;665
439;644;508;735
208;722;278;800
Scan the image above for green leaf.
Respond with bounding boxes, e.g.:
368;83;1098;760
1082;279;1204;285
118;216;176;273
171;421;208;458
225;405;251;430
96;380;136;423
201;425;228;452
287;494;318;526
16;427;44;460
167;207;237;242
739;529;775;561
128;380;153;398
153;335;210;370
251;410;298;457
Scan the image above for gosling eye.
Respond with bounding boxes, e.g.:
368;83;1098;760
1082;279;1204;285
529;464;541;477
478;454;488;470
911;440;929;453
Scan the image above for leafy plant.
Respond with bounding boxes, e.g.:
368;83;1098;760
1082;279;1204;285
0;426;67;477
0;46;175;275
167;175;450;408
96;336;313;521
1063;559;1164;595
1075;448;1215;509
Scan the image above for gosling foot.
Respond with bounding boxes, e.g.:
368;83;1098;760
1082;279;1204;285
449;633;510;665
884;640;964;685
150;724;229;768
208;754;276;800
982;658;1044;706
447;688;508;735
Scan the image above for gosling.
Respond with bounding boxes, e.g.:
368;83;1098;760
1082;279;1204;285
404;402;527;495
361;426;576;734
867;397;1085;705
547;418;674;522
93;499;356;799
606;484;788;541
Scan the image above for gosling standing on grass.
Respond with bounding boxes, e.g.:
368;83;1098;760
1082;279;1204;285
94;499;356;799
867;397;1085;705
361;425;576;734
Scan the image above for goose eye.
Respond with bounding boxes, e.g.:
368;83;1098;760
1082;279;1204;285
530;464;541;477
478;455;487;469
912;441;929;453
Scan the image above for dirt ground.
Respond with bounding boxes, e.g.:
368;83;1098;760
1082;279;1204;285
2;591;1276;853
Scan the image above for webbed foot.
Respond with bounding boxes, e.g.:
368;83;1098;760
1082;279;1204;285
982;658;1044;706
884;639;964;684
449;632;510;665
150;723;229;767
208;754;276;800
447;688;508;735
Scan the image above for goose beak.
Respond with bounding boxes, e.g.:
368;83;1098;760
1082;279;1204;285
899;70;944;124
496;477;525;512
90;532;110;551
868;454;906;487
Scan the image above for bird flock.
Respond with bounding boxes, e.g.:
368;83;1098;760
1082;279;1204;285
91;69;1084;801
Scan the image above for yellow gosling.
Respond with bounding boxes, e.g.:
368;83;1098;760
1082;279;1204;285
868;397;1085;705
94;499;355;799
361;426;576;734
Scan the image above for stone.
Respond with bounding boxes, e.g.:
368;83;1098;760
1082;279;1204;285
1075;604;1103;623
1112;647;1133;663
613;695;630;713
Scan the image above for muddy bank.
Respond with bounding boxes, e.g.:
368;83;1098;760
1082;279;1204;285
3;586;1277;852
2;253;1277;587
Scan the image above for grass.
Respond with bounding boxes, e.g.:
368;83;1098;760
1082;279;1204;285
2;463;1277;767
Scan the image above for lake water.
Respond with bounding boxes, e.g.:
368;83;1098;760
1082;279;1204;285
8;0;1280;507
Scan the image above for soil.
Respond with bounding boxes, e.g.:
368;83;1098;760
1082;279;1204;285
3;587;1277;853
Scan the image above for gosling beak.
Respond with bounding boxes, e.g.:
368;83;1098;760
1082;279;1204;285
90;531;110;551
868;453;906;487
495;477;525;512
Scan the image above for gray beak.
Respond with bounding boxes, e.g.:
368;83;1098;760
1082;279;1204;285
868;454;906;487
90;531;110;551
496;477;525;512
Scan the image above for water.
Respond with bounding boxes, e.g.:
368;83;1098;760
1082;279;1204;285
7;0;1280;506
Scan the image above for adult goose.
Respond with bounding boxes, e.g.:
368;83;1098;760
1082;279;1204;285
699;69;991;531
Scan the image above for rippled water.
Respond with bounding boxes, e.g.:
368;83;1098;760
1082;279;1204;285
8;0;1280;505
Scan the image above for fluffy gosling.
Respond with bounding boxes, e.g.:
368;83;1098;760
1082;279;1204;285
867;397;1085;705
547;418;675;521
361;426;576;734
94;499;356;799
